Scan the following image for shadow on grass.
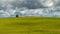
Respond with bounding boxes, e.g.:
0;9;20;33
33;29;49;32
14;22;40;26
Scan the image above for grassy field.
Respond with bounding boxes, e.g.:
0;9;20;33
0;16;60;34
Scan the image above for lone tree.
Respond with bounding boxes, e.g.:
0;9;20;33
15;7;20;17
16;15;19;17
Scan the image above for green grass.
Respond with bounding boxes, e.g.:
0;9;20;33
0;16;60;34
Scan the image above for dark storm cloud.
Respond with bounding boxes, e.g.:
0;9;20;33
0;0;54;10
11;0;45;9
0;0;59;9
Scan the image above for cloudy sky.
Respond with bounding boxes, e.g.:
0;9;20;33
0;0;60;17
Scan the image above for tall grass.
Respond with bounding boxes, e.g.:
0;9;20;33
0;17;60;34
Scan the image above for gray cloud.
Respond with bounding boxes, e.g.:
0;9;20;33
0;0;60;17
0;0;56;9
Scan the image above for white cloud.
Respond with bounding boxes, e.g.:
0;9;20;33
0;10;10;17
41;0;54;7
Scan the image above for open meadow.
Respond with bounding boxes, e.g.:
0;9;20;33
0;16;60;34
